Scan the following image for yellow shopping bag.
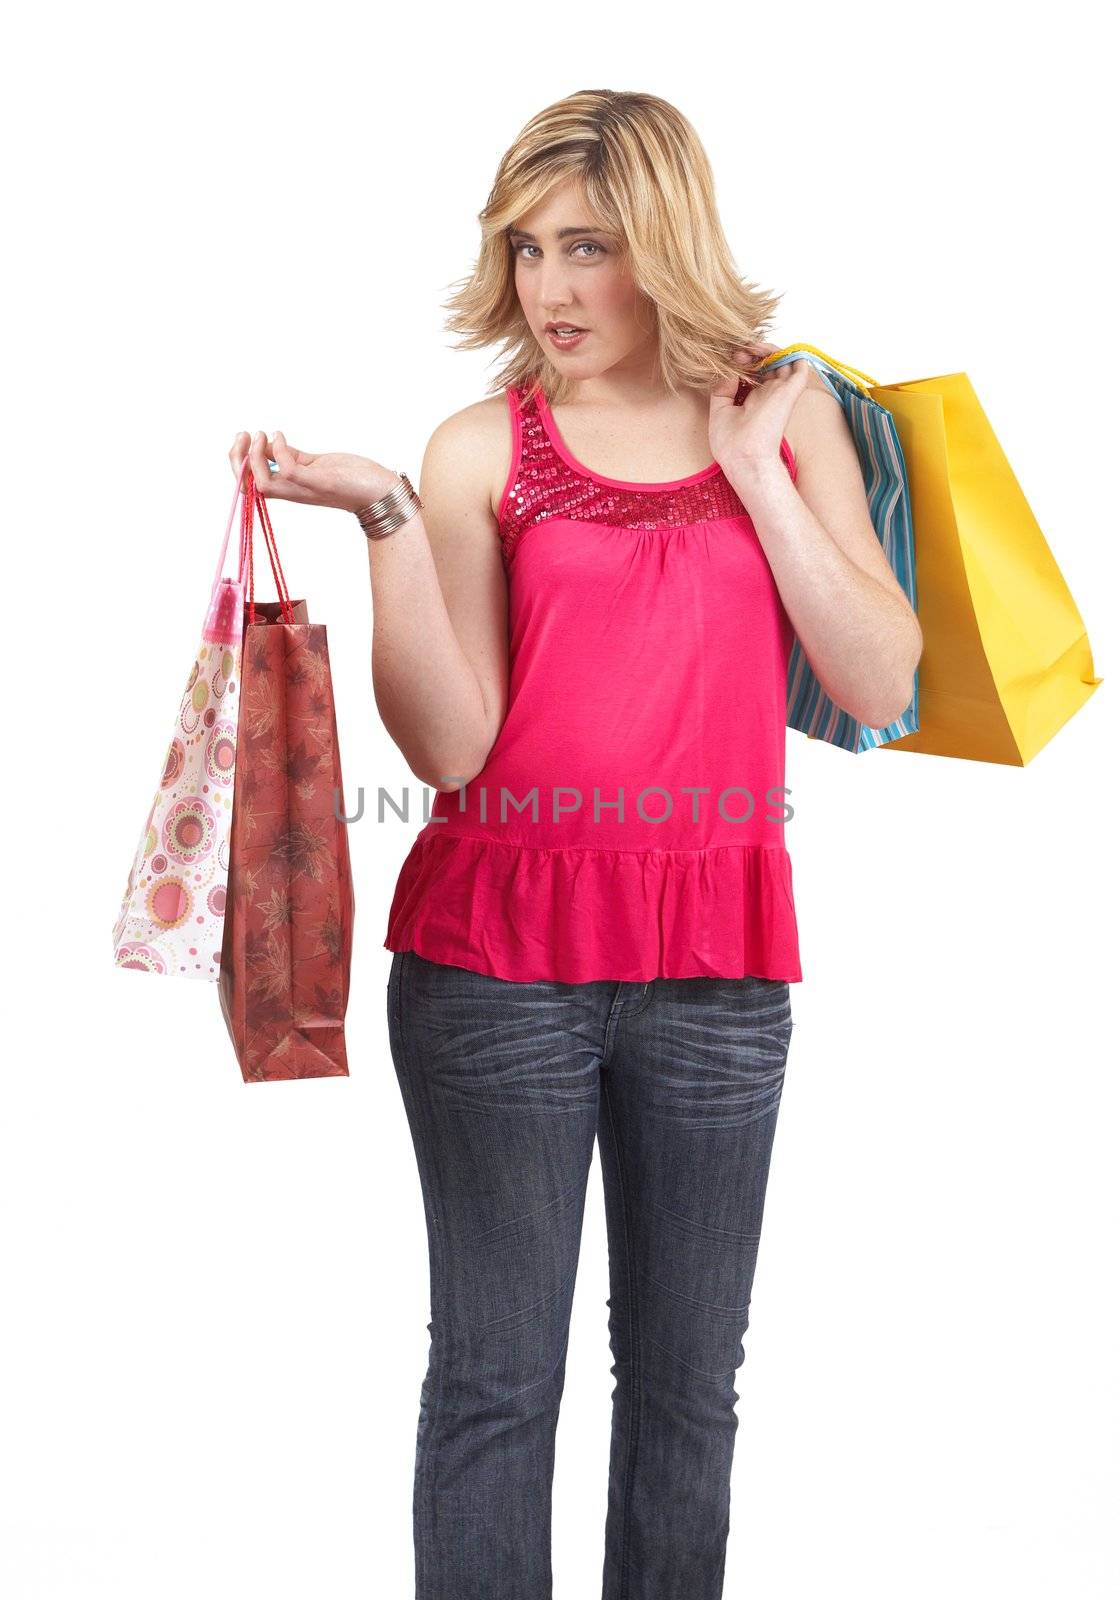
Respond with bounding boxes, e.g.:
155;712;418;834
768;343;1104;766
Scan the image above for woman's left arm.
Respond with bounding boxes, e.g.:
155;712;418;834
724;366;922;730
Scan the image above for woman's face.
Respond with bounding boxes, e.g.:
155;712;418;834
510;178;657;382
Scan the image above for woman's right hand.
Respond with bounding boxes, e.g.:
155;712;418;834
229;429;400;514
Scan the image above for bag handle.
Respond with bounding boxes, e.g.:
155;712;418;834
209;451;295;625
211;454;253;593
759;342;879;395
241;471;295;626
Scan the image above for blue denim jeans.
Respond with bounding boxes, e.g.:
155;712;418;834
387;948;795;1600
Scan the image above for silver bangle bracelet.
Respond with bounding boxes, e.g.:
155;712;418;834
356;472;422;541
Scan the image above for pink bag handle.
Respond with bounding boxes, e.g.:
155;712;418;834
203;454;295;639
211;453;295;613
211;454;254;593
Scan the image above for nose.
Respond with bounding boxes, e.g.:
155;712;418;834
538;263;576;317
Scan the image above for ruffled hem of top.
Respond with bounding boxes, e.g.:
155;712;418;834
384;831;802;984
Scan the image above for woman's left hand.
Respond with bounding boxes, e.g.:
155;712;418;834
708;342;810;475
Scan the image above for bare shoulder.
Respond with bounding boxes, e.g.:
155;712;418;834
784;361;842;464
421;394;513;525
798;363;836;398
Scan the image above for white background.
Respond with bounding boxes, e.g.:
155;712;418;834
4;3;1116;1596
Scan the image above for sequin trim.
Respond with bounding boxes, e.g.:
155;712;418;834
498;384;789;565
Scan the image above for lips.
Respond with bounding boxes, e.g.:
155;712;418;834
546;326;590;349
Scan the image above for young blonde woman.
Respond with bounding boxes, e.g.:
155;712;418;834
232;88;921;1600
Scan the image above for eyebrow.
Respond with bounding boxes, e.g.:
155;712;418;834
508;225;611;241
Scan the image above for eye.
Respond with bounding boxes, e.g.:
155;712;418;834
510;240;606;259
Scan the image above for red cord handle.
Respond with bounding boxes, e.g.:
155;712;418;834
239;470;295;626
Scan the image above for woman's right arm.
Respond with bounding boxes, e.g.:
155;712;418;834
232;407;510;795
367;406;510;794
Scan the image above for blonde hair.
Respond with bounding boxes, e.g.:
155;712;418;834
443;89;784;409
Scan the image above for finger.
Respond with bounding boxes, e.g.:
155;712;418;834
254;431;320;505
271;431;318;470
711;370;750;403
229;430;250;478
247;430;273;494
268;429;305;478
748;340;784;371
738;340;779;362
760;355;803;383
731;344;780;385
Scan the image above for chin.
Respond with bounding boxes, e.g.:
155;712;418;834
545;349;613;377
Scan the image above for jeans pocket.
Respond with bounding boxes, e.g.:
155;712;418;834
731;975;794;1055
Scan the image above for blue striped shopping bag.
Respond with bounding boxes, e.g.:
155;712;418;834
761;344;919;752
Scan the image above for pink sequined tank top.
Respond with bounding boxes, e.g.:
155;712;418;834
384;381;802;984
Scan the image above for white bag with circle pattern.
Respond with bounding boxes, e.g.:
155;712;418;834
112;461;251;980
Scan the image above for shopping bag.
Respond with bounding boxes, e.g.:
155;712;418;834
760;345;920;752
765;343;1104;764
217;480;355;1083
112;458;252;977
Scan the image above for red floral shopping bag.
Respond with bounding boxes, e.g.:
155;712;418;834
217;480;355;1082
